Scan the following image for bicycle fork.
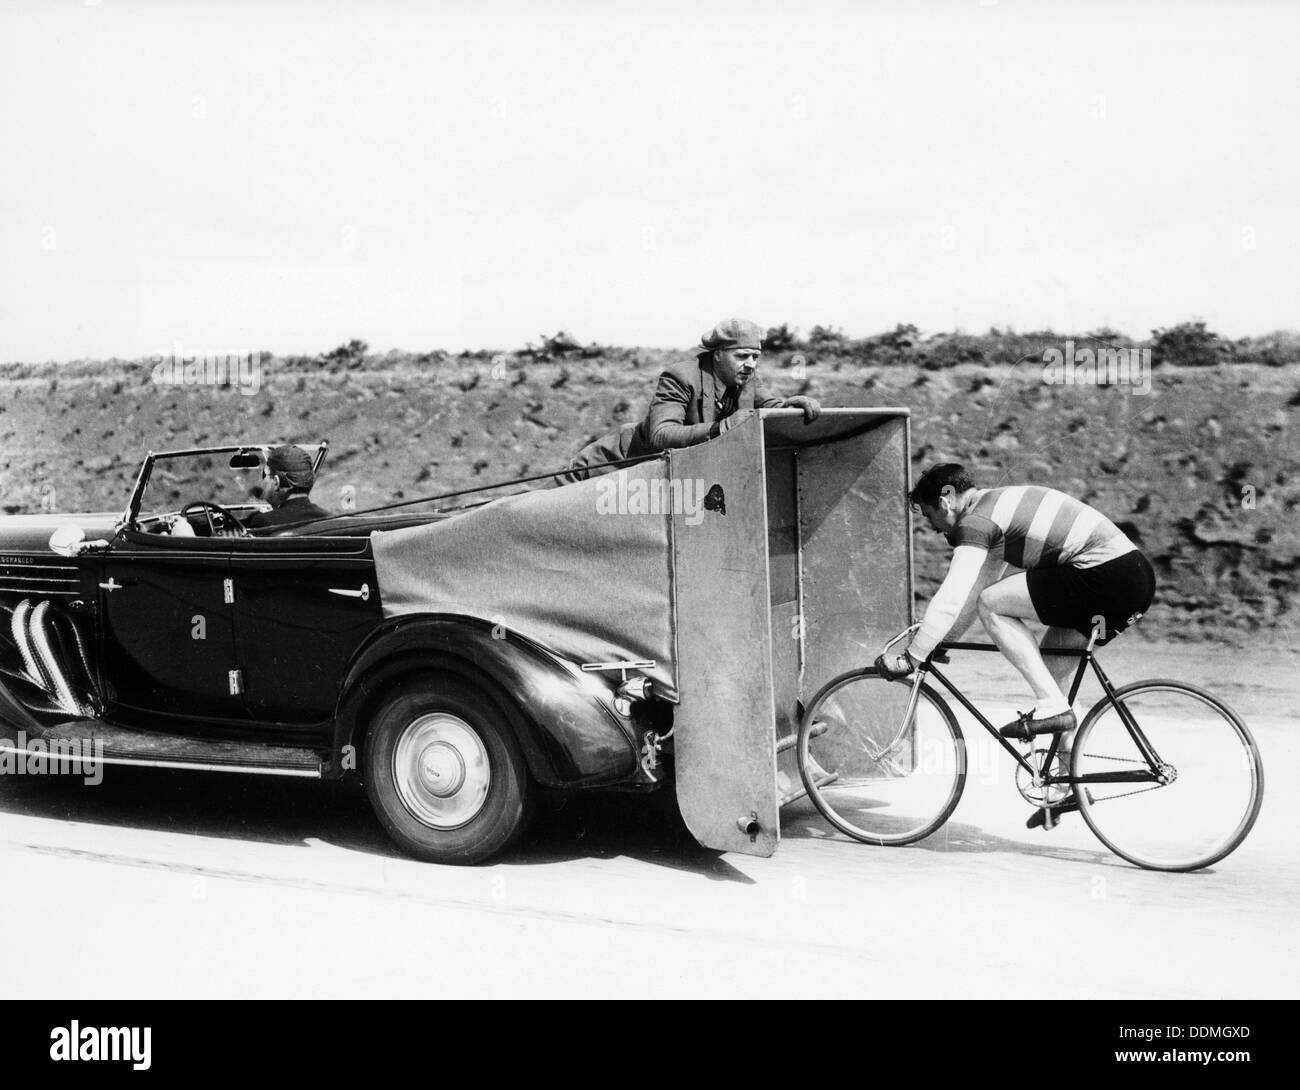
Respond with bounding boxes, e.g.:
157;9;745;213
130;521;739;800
856;671;928;773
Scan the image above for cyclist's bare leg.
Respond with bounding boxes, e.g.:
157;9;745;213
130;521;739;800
976;574;1066;712
1040;625;1089;755
945;556;1012;642
1041;625;1088;694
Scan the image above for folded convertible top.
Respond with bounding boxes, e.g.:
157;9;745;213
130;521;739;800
371;458;679;701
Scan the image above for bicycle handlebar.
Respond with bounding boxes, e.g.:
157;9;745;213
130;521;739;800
882;623;922;654
880;624;951;664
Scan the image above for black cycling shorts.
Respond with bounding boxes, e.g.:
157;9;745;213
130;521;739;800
1026;551;1156;645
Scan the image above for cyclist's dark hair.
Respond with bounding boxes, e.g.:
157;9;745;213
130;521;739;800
909;463;976;507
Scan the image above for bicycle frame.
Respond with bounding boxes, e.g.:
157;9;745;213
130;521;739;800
917;641;1168;789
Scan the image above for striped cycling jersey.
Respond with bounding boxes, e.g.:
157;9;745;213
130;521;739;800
947;486;1136;569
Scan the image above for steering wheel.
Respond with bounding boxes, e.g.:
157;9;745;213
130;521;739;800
179;500;249;537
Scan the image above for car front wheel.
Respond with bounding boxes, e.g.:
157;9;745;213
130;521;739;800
364;675;532;865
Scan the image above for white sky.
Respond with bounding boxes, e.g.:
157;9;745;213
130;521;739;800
1;0;1296;362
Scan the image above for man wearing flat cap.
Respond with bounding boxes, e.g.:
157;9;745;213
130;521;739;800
561;318;821;482
244;444;331;530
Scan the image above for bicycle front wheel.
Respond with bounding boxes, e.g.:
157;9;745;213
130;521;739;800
797;669;966;846
1072;680;1264;872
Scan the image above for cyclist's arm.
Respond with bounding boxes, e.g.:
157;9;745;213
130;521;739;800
908;545;990;661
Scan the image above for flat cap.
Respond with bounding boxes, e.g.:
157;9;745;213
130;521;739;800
266;444;315;489
701;318;763;351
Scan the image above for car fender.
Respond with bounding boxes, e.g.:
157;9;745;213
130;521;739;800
332;614;640;788
0;672;50;736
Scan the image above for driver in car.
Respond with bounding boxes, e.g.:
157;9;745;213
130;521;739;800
244;445;331;530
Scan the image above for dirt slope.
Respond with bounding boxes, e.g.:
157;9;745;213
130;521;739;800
2;349;1296;640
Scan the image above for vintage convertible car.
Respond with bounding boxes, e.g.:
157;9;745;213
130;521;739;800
0;409;912;863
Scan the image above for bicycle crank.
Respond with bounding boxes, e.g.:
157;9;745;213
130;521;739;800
1015;747;1071;807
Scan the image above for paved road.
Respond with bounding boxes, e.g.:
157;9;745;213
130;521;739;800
2;644;1296;999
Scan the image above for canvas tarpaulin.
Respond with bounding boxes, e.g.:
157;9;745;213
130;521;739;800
370;459;679;702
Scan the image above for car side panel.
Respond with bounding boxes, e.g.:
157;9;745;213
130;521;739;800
97;539;246;721
228;541;381;726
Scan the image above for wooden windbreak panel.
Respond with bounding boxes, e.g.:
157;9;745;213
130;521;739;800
669;410;913;853
793;416;915;781
670;422;779;858
797;416;912;684
765;448;801;743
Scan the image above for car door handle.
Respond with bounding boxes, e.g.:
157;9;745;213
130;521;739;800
328;583;370;601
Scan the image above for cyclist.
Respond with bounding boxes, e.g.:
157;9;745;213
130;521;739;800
876;463;1156;828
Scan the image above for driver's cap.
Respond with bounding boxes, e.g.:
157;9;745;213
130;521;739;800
266;444;315;490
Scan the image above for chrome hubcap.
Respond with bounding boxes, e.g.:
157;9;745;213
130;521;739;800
393;713;490;829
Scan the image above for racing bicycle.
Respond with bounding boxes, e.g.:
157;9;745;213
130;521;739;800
796;625;1264;871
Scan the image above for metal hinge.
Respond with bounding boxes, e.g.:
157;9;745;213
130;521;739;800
228;669;242;695
223;578;235;604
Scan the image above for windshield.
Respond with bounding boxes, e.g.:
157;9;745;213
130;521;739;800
135;445;328;523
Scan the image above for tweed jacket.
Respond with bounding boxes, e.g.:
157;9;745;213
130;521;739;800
626;356;785;457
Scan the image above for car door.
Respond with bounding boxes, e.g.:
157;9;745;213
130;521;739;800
97;530;245;721
227;536;382;726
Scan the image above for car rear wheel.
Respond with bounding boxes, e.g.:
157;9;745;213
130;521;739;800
364;675;532;864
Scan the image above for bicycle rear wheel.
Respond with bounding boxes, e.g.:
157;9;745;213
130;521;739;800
1072;680;1264;872
797;669;966;846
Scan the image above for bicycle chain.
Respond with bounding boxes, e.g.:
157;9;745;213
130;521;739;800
1076;753;1169;803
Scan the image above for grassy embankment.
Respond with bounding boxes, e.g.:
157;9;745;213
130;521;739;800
2;324;1297;640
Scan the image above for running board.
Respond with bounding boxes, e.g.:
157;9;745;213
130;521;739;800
0;720;325;778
